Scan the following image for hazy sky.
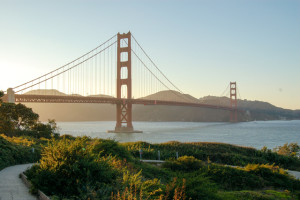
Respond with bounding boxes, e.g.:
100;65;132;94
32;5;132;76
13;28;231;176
0;0;299;109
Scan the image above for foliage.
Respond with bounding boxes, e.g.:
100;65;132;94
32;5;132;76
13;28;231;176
0;90;3;103
25;137;191;200
1;133;35;146
22;138;300;199
90;139;133;161
0;102;59;138
273;143;300;158
0;103;39;134
199;164;300;191
244;163;287;175
111;178;186;200
0;135;40;170
220;190;298;200
243;164;300;191
131;160;172;183
25;137;118;199
162;158;300;192
162;156;203;172
119;170;164;199
123;141;300;171
178;173;220;200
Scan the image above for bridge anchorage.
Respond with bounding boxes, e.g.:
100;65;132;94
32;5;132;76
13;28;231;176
2;31;240;133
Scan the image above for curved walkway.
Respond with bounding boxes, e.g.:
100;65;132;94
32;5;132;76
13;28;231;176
287;170;300;179
0;163;36;200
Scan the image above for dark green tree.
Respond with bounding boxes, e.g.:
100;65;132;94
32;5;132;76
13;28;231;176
0;90;3;132
31;119;59;138
0;90;4;103
0;96;58;138
0;103;39;134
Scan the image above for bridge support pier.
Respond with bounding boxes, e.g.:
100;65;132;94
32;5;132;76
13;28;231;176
108;32;142;133
230;82;237;122
7;88;15;103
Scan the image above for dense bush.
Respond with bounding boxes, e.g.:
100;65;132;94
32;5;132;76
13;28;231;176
220;190;298;200
273;143;300;157
25;137;119;199
0;135;40;170
25;137;187;200
179;173;220;200
200;164;300;191
162;158;300;192
162;156;204;171
123;141;300;170
90;139;133;161
244;164;300;191
22;138;300;199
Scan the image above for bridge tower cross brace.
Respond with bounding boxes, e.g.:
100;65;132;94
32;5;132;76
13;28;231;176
230;82;237;122
114;32;134;132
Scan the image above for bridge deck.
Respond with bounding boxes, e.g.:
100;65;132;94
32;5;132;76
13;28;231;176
0;94;237;111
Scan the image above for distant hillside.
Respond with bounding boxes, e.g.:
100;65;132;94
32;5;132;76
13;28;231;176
142;90;199;103
24;89;113;98
21;90;300;122
24;89;67;96
199;96;300;121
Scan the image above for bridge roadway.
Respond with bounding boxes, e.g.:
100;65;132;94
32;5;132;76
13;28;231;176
11;94;236;111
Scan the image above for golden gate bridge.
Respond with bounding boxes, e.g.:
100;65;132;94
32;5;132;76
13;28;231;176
2;32;240;133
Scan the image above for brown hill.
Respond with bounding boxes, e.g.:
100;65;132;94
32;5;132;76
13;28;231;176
142;90;199;103
24;89;67;96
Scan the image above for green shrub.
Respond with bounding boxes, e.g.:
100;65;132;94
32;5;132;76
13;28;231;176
197;164;300;192
20;138;300;199
90;139;132;160
273;143;300;157
163;156;203;171
244;164;300;191
0;135;40;170
183;173;220;200
25;137;118;199
200;164;264;190
132;160;172;183
220;190;297;200
123;141;300;171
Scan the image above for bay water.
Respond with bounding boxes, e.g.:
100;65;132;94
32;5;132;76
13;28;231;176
56;120;300;150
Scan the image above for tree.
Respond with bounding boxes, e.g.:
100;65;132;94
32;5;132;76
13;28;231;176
31;119;59;138
0;91;3;132
0;90;3;103
0;103;39;134
0;101;58;138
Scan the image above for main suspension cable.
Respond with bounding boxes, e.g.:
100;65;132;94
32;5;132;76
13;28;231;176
15;41;117;93
131;34;185;94
14;34;117;90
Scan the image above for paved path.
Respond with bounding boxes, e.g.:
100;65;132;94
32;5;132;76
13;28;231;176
287;170;300;179
0;163;36;200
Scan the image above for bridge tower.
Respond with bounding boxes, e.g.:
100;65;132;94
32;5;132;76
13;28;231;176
230;82;237;122
111;32;141;133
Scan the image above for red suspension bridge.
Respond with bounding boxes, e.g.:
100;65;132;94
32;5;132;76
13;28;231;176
3;32;240;133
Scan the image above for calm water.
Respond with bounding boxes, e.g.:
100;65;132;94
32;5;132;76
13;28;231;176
56;120;300;149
